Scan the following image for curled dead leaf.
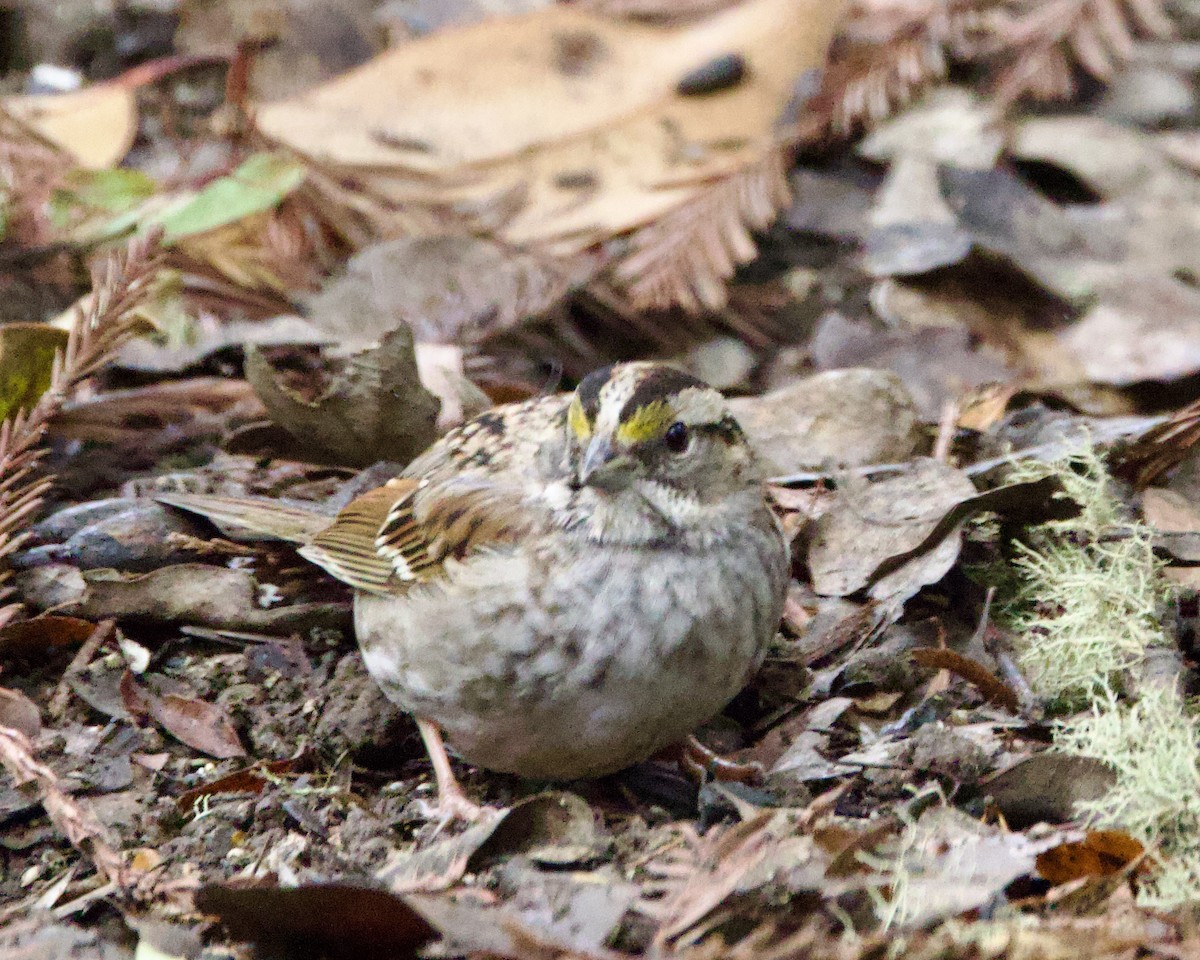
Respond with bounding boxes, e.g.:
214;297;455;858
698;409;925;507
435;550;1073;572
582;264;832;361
245;327;441;467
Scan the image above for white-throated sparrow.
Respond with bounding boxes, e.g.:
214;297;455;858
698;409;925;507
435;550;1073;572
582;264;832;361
161;363;789;817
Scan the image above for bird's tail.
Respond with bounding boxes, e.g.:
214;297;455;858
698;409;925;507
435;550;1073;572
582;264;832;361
156;493;331;543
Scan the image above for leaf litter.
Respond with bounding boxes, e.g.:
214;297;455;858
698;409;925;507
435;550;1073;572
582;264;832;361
2;2;1200;959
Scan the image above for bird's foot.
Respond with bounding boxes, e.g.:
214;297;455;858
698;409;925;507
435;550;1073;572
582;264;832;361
414;785;502;840
414;784;495;827
412;717;498;828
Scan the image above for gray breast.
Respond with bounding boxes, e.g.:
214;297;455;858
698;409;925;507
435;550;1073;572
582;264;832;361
353;521;787;779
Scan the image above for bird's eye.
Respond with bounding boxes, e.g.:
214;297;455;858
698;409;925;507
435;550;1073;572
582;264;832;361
664;421;689;453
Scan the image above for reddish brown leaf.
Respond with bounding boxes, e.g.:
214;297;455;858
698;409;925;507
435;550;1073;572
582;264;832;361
911;647;1020;713
119;668;152;722
1036;830;1147;885
195;883;435;960
121;670;245;759
151;693;246;759
0;615;97;660
176;754;308;811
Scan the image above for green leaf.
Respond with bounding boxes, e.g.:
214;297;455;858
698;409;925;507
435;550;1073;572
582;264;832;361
0;324;69;422
153;153;307;242
48;168;158;239
53;168;156;216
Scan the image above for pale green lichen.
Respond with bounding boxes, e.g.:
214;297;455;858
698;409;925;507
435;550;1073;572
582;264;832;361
998;445;1200;906
1002;446;1169;702
1054;688;1200;907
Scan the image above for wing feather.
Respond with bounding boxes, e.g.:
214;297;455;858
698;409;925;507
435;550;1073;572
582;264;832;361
300;481;416;593
305;478;535;593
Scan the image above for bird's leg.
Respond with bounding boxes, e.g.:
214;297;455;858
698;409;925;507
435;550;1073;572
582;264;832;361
680;734;764;785
415;718;489;822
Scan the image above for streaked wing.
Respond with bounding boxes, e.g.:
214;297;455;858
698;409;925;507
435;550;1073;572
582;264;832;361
300;480;415;593
304;478;536;595
161;392;565;594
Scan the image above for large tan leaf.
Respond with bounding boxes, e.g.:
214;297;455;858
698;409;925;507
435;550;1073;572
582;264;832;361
2;84;137;170
258;0;837;174
257;0;846;307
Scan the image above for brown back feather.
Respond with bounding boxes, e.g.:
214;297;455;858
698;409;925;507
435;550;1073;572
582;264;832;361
305;478;534;595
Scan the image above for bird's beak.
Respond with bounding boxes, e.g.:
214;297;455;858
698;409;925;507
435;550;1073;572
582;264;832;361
579;435;635;490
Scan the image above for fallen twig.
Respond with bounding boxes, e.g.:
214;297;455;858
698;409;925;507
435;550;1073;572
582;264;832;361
0;724;126;887
47;619;115;721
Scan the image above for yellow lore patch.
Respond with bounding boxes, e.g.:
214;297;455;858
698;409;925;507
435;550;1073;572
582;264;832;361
617;400;673;445
568;396;592;440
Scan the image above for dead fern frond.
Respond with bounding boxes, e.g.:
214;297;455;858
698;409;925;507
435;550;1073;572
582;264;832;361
802;0;969;140
805;34;947;140
983;0;1173;103
635;813;800;948
0;724;126;886
810;0;1174;139
611;148;791;312
0;235;162;567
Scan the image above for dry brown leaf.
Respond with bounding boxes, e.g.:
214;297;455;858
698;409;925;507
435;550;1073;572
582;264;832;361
807;458;976;601
303;236;593;348
378;793;602;894
730;367;922;476
2;84;138;170
14;563;351;634
882;807;1080;928
0;686;42;739
121;670;246;759
981;754;1117;827
1138;487;1200;586
174;754;309;812
0;615;97;660
195;884;434;960
245;327;442;466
